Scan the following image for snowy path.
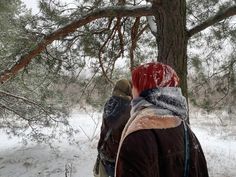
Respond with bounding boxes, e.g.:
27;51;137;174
0;110;235;177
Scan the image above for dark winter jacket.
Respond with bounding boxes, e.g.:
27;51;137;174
115;88;209;177
98;95;131;162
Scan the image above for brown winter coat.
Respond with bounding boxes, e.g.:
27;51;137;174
97;79;132;162
115;109;209;177
97;96;131;161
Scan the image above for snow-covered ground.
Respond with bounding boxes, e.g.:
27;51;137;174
0;108;235;177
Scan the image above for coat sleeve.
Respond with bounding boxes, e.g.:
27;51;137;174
116;130;160;177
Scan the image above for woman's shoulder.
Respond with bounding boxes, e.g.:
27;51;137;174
120;111;182;143
103;96;130;119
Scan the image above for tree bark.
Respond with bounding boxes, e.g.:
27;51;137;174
152;0;188;100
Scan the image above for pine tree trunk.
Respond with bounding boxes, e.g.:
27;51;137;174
152;0;188;100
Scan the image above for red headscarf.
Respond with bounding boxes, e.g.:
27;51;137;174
131;62;179;95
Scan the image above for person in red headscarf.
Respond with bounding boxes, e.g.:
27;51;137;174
115;62;209;177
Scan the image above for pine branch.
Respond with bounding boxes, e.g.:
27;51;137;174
0;5;153;84
0;90;55;121
0;90;43;108
188;5;236;37
0;102;31;121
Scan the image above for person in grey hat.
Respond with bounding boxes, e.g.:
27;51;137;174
94;79;132;177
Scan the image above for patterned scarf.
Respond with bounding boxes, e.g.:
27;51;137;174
131;87;188;120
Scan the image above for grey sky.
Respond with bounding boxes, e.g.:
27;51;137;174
22;0;40;14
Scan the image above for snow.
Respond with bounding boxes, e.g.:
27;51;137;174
0;110;102;177
190;108;236;177
0;108;235;177
192;127;236;177
22;0;40;15
147;16;157;33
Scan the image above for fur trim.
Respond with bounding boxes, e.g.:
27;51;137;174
125;116;182;139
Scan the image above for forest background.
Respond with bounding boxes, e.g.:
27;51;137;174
0;0;235;176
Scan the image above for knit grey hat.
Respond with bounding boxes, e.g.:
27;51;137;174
112;79;132;100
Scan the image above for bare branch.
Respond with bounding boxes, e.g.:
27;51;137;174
98;19;119;85
137;24;149;38
188;5;236;37
0;5;153;84
78;72;97;102
130;17;141;71
117;17;125;56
